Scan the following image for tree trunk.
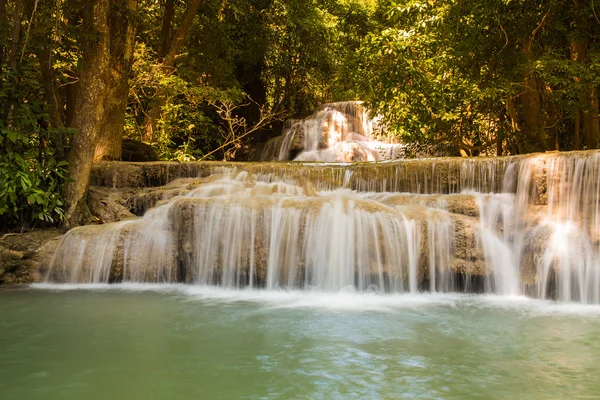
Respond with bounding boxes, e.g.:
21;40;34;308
0;0;6;117
240;68;266;118
142;0;202;143
573;105;581;150
31;0;66;159
520;74;550;151
39;43;66;160
506;97;525;154
0;0;6;71
6;0;23;123
63;2;81;129
496;115;504;156
571;26;583;150
64;0;111;229
9;0;23;72
38;42;63;128
94;0;138;161
585;89;600;148
571;0;600;149
158;0;174;60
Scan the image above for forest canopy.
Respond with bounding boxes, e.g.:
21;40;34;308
0;0;599;230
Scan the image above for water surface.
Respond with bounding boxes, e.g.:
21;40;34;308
1;285;599;399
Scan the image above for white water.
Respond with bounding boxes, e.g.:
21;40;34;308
30;283;600;316
46;151;600;303
50;172;462;291
261;101;405;162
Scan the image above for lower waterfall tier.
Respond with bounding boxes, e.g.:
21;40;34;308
45;154;600;303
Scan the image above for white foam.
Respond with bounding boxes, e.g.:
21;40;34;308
180;286;465;311
29;284;600;316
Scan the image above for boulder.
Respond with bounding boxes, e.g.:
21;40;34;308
0;229;63;285
121;139;159;162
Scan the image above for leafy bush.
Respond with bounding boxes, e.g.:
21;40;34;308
0;128;67;231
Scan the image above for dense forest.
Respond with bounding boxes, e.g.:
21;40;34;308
0;0;599;230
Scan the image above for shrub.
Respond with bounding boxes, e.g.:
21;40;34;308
0;128;67;231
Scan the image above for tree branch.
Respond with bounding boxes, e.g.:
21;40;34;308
527;6;551;53
20;0;38;63
200;96;287;161
592;0;600;26
494;11;509;54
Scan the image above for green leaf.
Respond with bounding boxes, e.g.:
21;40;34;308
6;130;17;143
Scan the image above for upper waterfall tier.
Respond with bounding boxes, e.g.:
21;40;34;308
91;150;582;196
256;101;405;162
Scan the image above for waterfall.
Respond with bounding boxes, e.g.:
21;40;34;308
46;151;600;303
259;101;405;162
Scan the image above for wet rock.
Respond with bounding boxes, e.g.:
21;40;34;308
381;193;479;217
0;229;63;285
248;136;284;161
89;187;136;222
90;161;216;188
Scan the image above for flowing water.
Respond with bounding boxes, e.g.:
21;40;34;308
258;101;405;162
2;286;600;399
47;151;600;303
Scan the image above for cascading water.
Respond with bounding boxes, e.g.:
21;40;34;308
46;150;600;303
258;101;405;162
50;172;462;291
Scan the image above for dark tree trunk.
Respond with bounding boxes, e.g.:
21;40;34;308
31;0;66;159
496;117;504;157
94;0;138;161
573;100;581;150
585;90;600;149
158;0;174;60
236;65;269;142
39;42;66;160
63;2;81;129
6;0;23;123
142;0;202;143
571;36;586;149
520;74;550;151
571;0;600;149
161;0;201;69
38;45;63;128
0;0;6;72
0;0;6;116
9;0;22;72
64;0;111;229
505;97;525;154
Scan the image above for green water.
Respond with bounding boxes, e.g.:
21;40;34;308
1;285;600;399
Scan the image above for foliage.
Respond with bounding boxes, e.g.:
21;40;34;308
0;0;74;231
0;128;67;230
261;0;376;116
126;42;231;160
350;0;600;155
